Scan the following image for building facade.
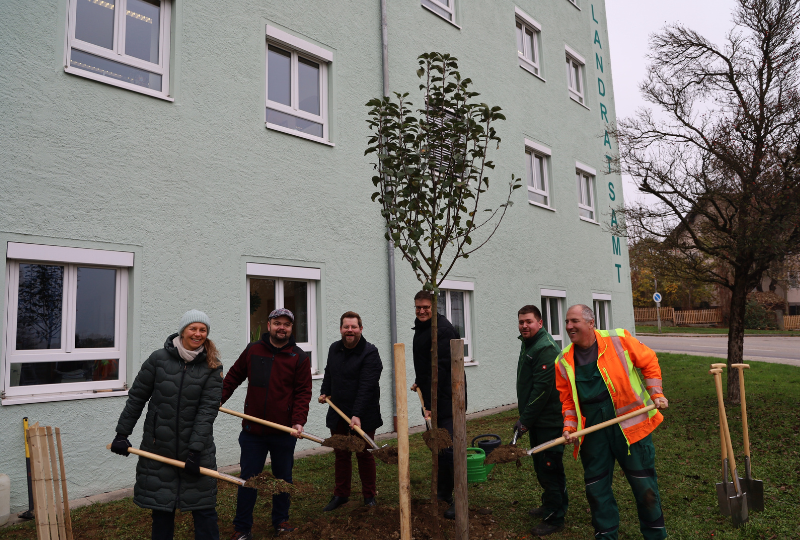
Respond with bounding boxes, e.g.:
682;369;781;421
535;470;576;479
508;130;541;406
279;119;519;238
0;0;632;511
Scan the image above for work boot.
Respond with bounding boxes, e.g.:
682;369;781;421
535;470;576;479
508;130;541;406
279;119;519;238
322;495;349;512
443;500;456;520
530;522;564;537
437;464;454;505
364;497;377;507
229;531;252;540
273;522;295;537
528;506;546;518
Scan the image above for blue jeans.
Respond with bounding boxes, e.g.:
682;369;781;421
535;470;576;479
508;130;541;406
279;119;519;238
233;430;297;532
152;508;218;540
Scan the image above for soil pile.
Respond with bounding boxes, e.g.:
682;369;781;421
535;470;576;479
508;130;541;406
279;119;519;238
242;471;313;495
372;445;399;464
322;434;366;453
422;428;452;452
484;446;528;465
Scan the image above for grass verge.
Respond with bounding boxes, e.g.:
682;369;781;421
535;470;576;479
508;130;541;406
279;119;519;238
2;354;798;539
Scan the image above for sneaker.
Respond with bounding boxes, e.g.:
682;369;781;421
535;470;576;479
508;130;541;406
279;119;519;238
530;522;564;537
323;495;349;512
274;522;296;537
229;532;252;540
364;497;377;507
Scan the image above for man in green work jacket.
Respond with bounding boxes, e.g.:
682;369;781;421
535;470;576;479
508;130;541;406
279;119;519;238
515;304;567;537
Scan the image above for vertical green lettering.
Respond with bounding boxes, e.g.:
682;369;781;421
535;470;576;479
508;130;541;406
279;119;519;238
611;209;618;227
592;4;599;24
596;53;603;73
612;236;621;256
594;30;602;48
608;182;615;200
600;103;608;122
598;78;606;96
615;264;622;283
606;155;612;172
604;130;611;148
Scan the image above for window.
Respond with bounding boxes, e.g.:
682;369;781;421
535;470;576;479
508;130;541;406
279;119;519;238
246;263;319;374
3;243;131;402
437;280;474;363
565;46;586;105
65;0;172;100
515;8;541;77
576;161;597;222
540;289;566;348
265;26;331;144
593;295;612;331
422;0;456;24
524;139;551;208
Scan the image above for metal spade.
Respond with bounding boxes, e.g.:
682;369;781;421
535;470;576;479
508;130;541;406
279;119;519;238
731;364;764;512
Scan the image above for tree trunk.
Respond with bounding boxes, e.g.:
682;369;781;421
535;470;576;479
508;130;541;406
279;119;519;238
726;272;748;404
430;291;440;539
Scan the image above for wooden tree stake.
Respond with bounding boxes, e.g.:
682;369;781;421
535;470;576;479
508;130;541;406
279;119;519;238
394;343;411;540
450;339;468;539
45;427;67;540
55;428;73;540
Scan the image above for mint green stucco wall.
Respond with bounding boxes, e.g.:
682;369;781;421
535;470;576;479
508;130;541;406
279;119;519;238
0;0;632;511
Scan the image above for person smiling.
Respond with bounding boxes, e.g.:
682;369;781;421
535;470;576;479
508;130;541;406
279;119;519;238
111;310;223;540
318;311;383;511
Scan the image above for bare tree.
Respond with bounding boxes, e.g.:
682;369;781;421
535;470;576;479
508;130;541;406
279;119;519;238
613;0;800;402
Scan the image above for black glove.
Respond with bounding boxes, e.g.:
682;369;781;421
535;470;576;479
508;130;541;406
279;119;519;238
514;419;528;434
110;433;132;457
184;451;201;476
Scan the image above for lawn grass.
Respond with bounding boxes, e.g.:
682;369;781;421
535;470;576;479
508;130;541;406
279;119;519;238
2;353;798;539
635;325;799;335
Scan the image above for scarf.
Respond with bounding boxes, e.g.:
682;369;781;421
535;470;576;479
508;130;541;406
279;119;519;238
173;336;204;363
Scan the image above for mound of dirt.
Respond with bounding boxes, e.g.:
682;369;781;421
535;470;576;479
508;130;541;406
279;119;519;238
484;446;528;465
372;445;399;464
242;471;313;495
322;434;366;453
422;428;452;452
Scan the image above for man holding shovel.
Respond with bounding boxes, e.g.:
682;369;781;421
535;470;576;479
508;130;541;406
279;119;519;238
557;305;669;540
222;308;312;539
515;305;568;537
318;311;383;511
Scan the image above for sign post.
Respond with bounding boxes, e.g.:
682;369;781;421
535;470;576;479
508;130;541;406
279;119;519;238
653;290;663;334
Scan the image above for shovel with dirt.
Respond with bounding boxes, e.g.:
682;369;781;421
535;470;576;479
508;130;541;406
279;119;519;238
325;397;399;464
731;364;764;512
414;387;452;452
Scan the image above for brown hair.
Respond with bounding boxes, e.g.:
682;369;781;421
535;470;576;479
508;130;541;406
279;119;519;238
203;338;222;370
340;311;363;328
414;290;434;302
518;305;542;320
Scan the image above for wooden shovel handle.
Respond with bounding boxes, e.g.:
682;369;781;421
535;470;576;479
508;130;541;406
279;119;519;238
711;363;727;369
414;388;432;430
325;398;379;449
106;444;245;486
731;364;751;458
218;407;324;444
529;403;657;455
710;369;740;494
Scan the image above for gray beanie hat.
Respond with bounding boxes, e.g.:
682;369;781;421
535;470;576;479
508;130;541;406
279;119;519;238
179;309;211;335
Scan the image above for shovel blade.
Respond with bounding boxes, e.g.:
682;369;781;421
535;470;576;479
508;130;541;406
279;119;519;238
728;492;749;528
742;478;764;512
715;482;732;516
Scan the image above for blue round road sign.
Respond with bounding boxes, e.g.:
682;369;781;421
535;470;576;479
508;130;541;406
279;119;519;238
653;292;662;303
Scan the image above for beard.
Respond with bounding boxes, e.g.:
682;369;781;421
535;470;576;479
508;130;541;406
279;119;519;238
270;329;290;345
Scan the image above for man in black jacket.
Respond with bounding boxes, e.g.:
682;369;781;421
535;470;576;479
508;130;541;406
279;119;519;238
318;311;383;511
410;290;464;520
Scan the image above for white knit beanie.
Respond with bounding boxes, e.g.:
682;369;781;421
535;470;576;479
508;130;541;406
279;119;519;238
179;310;211;335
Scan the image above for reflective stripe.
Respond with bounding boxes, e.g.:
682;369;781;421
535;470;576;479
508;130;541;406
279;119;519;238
557;362;568;380
564;421;578;428
564;410;577;418
648;386;663;396
609;336;630;376
645;378;663;387
615;399;644;416
620;411;650;429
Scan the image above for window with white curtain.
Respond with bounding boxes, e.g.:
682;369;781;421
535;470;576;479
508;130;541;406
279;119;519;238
540;289;566;348
515;8;542;77
576;161;597;223
565;46;586;105
437;281;474;363
593;294;612;330
422;0;456;23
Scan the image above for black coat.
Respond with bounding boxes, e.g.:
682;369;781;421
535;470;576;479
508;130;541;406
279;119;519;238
412;314;466;420
320;336;383;432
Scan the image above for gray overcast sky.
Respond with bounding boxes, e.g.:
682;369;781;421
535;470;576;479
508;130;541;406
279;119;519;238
606;0;736;205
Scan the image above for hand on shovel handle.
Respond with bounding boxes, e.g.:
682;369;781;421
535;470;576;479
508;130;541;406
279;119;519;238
105;444;245;486
414;387;432;431
325;397;380;450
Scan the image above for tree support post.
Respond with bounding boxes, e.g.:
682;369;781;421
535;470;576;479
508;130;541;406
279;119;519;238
394;343;412;540
450;339;468;539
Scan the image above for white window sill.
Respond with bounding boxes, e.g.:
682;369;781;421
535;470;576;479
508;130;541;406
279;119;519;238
266;123;335;146
65;66;173;102
529;200;555;211
518;58;545;82
312;372;324;380
2;389;128;406
579;215;600;225
421;4;461;29
569;94;590;110
464;361;479;367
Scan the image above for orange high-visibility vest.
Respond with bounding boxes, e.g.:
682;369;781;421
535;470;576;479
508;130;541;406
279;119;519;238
555;329;665;459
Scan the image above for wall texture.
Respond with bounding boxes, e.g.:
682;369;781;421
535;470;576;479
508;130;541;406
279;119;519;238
0;0;632;511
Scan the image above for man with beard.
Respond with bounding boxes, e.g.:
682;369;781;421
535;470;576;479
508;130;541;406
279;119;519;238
318;311;383;511
222;308;312;539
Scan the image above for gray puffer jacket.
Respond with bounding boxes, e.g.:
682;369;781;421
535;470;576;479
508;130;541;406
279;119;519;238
115;333;223;511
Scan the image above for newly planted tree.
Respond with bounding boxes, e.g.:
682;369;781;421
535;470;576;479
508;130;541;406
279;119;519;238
366;52;521;518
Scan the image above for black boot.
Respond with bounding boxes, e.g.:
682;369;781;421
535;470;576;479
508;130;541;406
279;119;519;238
437;464;454;505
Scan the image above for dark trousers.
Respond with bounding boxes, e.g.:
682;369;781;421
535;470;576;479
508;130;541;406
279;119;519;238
331;420;377;498
152;508;218;540
233;430;297;532
529;426;568;526
580;400;666;540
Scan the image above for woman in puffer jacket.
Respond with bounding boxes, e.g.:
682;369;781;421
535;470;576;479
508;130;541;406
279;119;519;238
110;310;223;540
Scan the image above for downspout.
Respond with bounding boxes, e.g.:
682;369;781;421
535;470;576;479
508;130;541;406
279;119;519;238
380;0;399;431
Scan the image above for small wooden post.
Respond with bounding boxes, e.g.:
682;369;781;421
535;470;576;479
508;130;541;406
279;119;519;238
450;339;468;540
27;426;48;540
45;427;67;540
393;343;411;540
55;428;74;540
38;427;59;540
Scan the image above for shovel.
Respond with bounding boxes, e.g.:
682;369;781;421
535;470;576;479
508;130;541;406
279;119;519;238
731;363;764;512
325;397;398;463
710;368;749;526
414;387;452;451
219;407;325;444
710;364;734;515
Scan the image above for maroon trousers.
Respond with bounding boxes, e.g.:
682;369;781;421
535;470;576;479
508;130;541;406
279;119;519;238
331;421;377;498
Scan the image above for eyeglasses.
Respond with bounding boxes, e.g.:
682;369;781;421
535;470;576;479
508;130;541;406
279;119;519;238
414;306;432;312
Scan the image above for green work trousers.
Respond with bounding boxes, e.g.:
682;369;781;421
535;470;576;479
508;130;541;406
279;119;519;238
530;426;568;526
579;400;666;539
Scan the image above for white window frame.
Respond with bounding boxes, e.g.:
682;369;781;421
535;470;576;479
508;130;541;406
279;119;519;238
515;8;542;78
421;0;458;26
3;243;132;404
438;280;474;364
593;293;612;331
540;289;566;348
576;161;598;224
265;25;332;146
246;263;320;376
566;0;580;9
64;0;172;101
565;45;586;105
524;139;552;209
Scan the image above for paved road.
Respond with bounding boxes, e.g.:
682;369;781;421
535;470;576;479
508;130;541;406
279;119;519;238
637;334;800;367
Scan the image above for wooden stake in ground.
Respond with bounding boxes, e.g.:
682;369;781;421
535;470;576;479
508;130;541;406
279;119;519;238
55;428;74;540
45;428;66;540
394;343;411;540
37;427;59;540
27;425;48;540
450;339;468;540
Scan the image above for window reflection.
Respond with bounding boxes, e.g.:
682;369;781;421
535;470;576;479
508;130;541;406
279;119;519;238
284;281;308;342
298;57;320;115
268;46;291;106
10;360;118;387
75;0;115;50
75;267;117;348
249;278;276;342
16;264;64;350
125;0;161;63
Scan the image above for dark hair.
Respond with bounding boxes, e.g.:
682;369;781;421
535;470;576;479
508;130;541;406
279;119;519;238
518;305;542;320
414;290;434;302
340;311;363;328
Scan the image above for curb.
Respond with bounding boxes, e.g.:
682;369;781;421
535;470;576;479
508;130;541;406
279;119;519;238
637;333;800;337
